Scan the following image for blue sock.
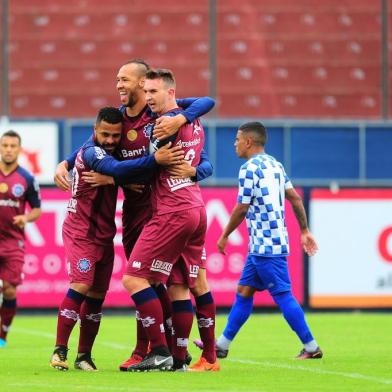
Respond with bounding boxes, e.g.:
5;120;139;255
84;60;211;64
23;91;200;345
222;293;253;341
272;291;313;344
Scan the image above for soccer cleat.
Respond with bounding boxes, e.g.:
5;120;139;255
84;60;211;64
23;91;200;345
193;339;229;359
296;347;323;360
50;346;69;371
189;356;220;372
0;338;6;348
119;352;144;371
74;353;98;371
127;351;173;372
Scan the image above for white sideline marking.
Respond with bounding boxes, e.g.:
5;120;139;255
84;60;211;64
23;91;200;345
229;358;392;385
12;327;392;386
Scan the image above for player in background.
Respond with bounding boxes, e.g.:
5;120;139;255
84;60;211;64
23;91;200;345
122;68;212;372
195;121;323;360
54;59;216;370
50;107;183;371
0;130;41;348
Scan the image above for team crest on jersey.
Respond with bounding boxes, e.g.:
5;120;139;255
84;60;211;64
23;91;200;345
77;258;92;273
12;183;25;197
127;129;138;141
0;183;8;193
143;122;155;138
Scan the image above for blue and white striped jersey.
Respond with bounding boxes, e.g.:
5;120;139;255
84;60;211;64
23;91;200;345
237;153;293;256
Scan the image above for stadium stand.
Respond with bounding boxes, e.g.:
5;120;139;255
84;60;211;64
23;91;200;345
6;0;386;118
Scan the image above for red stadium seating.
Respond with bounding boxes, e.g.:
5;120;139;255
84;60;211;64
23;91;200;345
6;0;386;118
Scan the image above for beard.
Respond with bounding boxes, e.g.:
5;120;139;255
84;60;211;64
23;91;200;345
126;90;139;108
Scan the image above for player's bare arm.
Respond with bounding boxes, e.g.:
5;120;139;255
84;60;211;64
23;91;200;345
81;171;115;187
154;142;185;165
285;188;319;256
12;207;42;229
54;160;71;191
153;114;187;140
218;203;249;254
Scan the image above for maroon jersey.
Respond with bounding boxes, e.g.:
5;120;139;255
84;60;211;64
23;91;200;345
0;166;41;242
63;141;118;245
152;119;205;215
118;105;155;256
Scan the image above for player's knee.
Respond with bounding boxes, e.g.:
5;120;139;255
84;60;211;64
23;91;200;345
191;277;209;297
236;284;255;297
2;282;17;299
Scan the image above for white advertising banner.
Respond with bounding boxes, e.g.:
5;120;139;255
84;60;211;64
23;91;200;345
0;119;58;184
309;189;392;308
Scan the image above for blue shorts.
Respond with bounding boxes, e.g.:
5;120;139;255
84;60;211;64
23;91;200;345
238;255;291;296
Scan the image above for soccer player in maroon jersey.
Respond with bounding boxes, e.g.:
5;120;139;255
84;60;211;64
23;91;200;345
0;130;41;348
50;107;183;371
54;59;216;370
122;69;216;372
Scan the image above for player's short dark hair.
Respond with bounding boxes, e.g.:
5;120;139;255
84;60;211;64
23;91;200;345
96;107;123;125
239;121;267;146
145;68;176;88
1;130;21;145
122;58;150;76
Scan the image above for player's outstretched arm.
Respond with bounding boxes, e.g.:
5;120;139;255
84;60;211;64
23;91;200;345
285;188;319;256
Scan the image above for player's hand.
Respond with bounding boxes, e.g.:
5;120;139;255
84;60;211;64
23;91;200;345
217;235;228;255
54;161;71;191
155;142;185;166
123;183;145;193
301;230;319;257
153;114;187;140
82;171;114;187
13;215;28;229
167;161;196;179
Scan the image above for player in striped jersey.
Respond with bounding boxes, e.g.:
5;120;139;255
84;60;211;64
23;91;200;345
197;121;323;360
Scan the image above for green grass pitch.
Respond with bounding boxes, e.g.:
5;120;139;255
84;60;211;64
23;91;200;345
0;313;391;392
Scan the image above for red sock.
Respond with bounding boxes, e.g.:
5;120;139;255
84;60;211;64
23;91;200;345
133;311;150;356
56;289;85;347
195;292;216;363
171;300;193;362
78;296;104;353
131;287;167;350
154;284;173;352
0;298;17;340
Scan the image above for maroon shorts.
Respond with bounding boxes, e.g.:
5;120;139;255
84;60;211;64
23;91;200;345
125;207;207;285
63;231;114;292
168;246;207;288
122;199;153;259
0;238;25;286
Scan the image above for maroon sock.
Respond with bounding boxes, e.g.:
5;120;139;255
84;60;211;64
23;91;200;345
195;292;216;363
154;284;173;352
171;300;193;362
56;289;85;347
131;287;167;350
0;298;17;340
133;311;150;356
78;296;104;354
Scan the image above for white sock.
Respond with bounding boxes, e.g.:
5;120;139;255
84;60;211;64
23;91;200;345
216;335;232;350
304;340;318;352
